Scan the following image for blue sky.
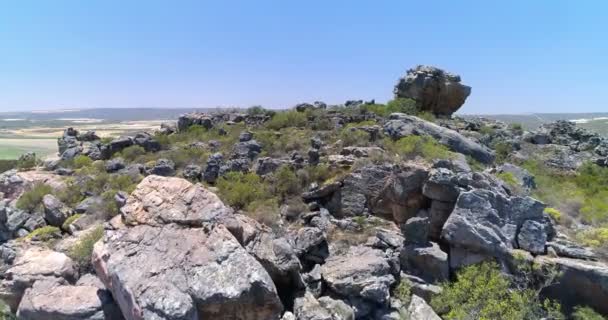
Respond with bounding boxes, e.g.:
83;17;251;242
0;1;606;114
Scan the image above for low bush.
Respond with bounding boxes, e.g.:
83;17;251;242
361;98;421;118
497;172;519;188
55;179;85;207
273;166;300;199
544;207;562;222
576;228;608;248
61;214;83;231
0;160;18;173
572;306;605;320
68;225;104;272
246;197;281;228
266;110;308;130
394;278;413;307
339;129;370;147
431;261;564;320
118;145;146;162
72;155;93;169
24;226;61;242
383;135;452;161
16;183;53;212
216;172;269;209
493;141;514;163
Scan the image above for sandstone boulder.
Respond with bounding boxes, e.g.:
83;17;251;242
394;65;471;116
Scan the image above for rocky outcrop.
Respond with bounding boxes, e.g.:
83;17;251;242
92;175;283;320
407;295;441;320
394;65;471;116
177;113;213;132
384;113;495;163
42;194;74;227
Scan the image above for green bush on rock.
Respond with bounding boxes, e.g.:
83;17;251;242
16;183;53;212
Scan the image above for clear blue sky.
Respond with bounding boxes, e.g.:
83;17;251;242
0;0;606;114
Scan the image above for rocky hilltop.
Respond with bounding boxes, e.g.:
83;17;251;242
1;66;607;319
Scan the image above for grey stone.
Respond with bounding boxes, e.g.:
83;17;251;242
182;164;202;181
401;217;430;245
517;220;546;254
384;114;495;163
400;242;448;283
407;294;441;320
42;194;73;227
105;158;126;173
148;158;175;176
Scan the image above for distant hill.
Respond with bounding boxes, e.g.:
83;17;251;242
0;107;223;122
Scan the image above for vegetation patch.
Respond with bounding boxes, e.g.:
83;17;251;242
265;110;308;130
16;183;53;212
24;226;61;242
61;214;83;231
383;135;452;162
68;225;104;271
431;261;564;320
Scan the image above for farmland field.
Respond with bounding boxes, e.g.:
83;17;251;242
0;138;57;160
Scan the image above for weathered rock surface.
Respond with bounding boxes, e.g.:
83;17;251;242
16;279;121;320
384;114;495;163
321;246;395;316
293;292;355;320
442;189;548;263
407;294;441;320
92;175;283;320
0;247;78;311
42;194;74;227
394;65;471;116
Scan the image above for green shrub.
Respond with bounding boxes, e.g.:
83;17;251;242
509;123;524;135
216;172;269;209
255;128;314;157
479;125;496;135
61;214;83;231
361;98;418;117
55;179;85;207
493;141;513;163
16;183;53;212
68;225;104;271
16;153;37;170
0;160;18;174
497;172;519;188
384;136;452;161
24;226;61;242
544;207;562;222
72;155;93;169
246;197;280;227
394;278;413;306
118;145;146;162
339;129;370;147
273;166;300;199
572;306;605;320
266;110;308;130
0;299;16;320
431;261;564;320
577;228;608;248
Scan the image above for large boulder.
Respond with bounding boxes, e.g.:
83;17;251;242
442;189;548;263
384;114;495;164
539;256;608;315
321;246;395;317
42;194;73;227
92;175;283;320
394;65;471;116
293;292;355;320
336;164;429;223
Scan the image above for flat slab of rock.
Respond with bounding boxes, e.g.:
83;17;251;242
384;114;495;164
17;279;115;320
121;175;232;226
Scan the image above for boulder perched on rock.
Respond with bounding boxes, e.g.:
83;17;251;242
384;114;495;163
394;65;471;116
92;175;283;320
